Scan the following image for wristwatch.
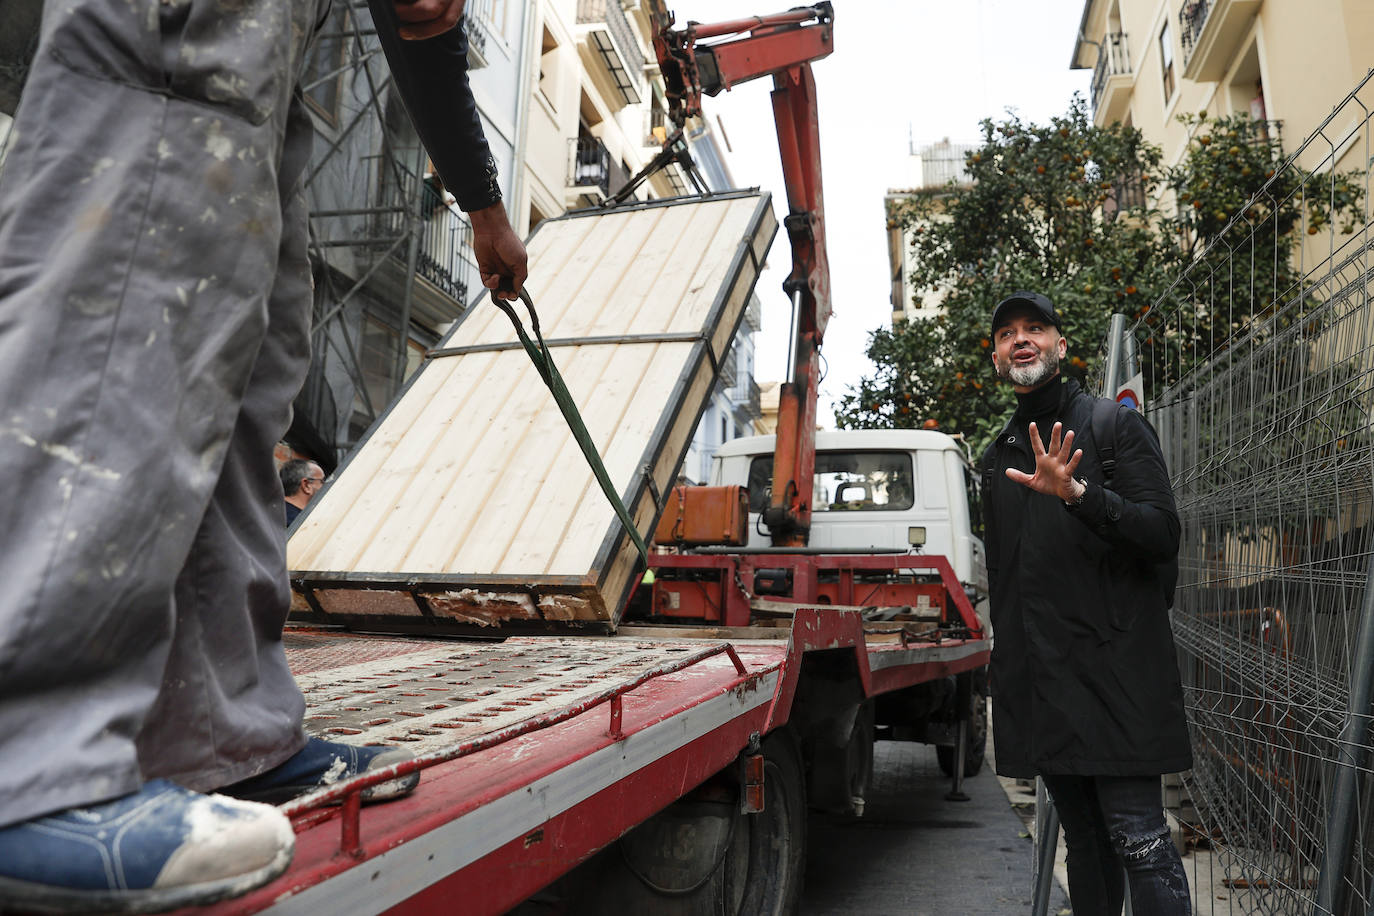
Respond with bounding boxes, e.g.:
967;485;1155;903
1064;478;1088;508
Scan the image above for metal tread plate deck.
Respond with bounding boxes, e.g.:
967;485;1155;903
286;193;778;634
286;628;764;753
187;616;989;915
184;629;787;915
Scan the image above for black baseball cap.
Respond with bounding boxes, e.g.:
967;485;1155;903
991;291;1060;335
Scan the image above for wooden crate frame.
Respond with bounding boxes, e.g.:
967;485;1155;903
288;191;777;633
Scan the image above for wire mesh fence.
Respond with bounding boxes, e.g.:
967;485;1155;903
1125;72;1374;914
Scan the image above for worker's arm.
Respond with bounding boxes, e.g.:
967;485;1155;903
367;0;527;295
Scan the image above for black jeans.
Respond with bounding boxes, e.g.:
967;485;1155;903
1041;774;1191;915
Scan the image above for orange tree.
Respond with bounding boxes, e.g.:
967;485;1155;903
836;98;1174;448
836;101;1363;452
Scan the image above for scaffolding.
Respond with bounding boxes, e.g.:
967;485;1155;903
294;1;477;467
1124;72;1374;914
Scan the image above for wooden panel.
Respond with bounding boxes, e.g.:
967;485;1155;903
289;193;777;633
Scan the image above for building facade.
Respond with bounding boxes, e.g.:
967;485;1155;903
516;0;690;231
885;138;977;325
289;4;535;466
1071;0;1374;175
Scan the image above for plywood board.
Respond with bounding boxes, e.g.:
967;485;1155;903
289;192;777;633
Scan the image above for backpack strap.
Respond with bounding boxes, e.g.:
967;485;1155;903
1091;398;1120;486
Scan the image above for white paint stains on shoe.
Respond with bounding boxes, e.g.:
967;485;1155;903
320;756;349;785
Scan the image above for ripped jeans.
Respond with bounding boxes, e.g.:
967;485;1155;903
1042;774;1191;915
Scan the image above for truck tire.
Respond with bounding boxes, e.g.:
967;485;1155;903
737;729;807;914
936;672;988;778
571;728;807;915
807;700;874;816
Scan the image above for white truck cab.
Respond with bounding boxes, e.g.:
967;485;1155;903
709;429;989;596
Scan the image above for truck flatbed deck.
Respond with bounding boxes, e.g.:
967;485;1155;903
186;611;987;915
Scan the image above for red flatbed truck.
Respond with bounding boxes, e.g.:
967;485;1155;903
185;5;992;912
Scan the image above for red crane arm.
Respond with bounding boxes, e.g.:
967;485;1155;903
654;4;833;547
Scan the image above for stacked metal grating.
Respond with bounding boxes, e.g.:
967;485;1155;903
1126;72;1374;914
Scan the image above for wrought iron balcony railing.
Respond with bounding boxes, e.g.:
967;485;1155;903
373;165;473;305
575;0;645;105
569;135;630;198
1179;0;1210;64
1090;31;1131;117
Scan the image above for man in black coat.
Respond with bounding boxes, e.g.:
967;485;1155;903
982;291;1193;914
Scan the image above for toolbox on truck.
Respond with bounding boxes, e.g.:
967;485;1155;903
287;192;777;633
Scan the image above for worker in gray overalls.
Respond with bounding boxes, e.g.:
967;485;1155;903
0;0;527;910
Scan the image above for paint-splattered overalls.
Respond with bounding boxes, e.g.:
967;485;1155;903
0;0;328;826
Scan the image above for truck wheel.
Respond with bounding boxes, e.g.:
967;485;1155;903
807;701;874;815
576;729;807;915
736;729;807;915
936;673;987;778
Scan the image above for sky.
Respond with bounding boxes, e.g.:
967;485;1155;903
679;0;1092;425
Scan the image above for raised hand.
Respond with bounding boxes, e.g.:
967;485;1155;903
1005;421;1085;502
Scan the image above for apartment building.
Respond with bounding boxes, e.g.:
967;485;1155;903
518;0;690;230
1071;0;1374;175
885;138;977;325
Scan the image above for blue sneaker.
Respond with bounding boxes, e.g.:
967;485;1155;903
0;780;293;914
223;738;420;805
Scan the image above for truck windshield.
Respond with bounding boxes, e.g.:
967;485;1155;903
747;452;916;513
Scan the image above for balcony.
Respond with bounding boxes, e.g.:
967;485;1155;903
568;135;632;200
372;167;473;307
1179;0;1262;83
1090;32;1133;125
732;378;762;420
575;0;644;105
718;354;738;391
742;298;762;333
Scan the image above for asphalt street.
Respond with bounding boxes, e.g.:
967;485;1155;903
801;740;1072;915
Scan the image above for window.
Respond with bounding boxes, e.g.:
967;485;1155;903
1159;22;1176;102
538;26;559;109
747;452;916;514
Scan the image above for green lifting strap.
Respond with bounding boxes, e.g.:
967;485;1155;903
490;288;650;567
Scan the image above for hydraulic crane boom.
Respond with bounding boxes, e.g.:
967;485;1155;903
654;3;833;547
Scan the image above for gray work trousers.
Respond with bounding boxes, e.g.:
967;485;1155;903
0;0;326;827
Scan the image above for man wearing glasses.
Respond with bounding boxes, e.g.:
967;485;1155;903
281;460;327;527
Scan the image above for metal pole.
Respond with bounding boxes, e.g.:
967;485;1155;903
1314;547;1374;914
1101;312;1129;397
1032;777;1060;916
391;144;427;398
